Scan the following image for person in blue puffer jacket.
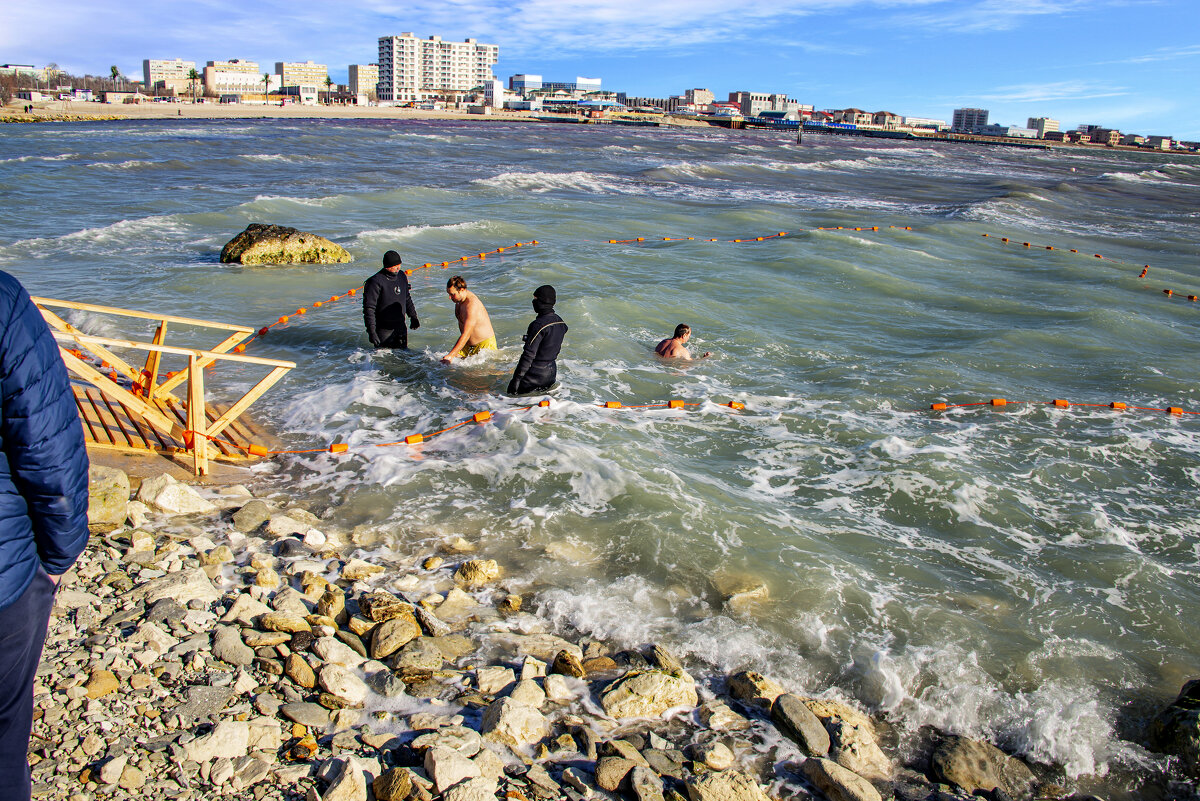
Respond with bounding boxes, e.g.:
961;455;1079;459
0;270;90;798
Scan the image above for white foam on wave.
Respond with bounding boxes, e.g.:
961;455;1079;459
88;159;159;170
355;220;491;241
241;153;300;163
249;193;339;208
1099;168;1174;184
474;170;633;194
0;153;76;165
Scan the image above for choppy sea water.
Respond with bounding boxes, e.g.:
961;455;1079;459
3;118;1199;796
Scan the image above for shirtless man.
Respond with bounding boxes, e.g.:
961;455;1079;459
441;276;497;364
656;324;710;360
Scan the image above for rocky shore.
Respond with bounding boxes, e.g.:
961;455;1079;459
36;465;1197;801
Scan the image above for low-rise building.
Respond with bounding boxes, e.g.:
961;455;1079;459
729;91;800;117
509;74;542;93
1147;135;1173;150
1121;133;1146;146
902;116;948;131
143;59;196;95
279;85;319;105
276;61;328;88
976;124;1038;139
1027;117;1059;138
834;108;872;126
952;107;988;133
685;88;714;106
873;111;901;127
205;59;272;97
1043;131;1068;142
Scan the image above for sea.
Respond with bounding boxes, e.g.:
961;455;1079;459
2;118;1198;797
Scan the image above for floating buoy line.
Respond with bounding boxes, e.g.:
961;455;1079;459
60;226;1197;463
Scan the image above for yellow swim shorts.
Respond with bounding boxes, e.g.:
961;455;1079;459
457;336;498;357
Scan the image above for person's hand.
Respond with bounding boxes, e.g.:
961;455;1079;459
441;356;453;365
410;318;420;330
507;379;520;395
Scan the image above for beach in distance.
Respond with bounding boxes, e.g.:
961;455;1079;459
2;115;1199;801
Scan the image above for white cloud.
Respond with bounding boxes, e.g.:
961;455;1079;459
974;80;1130;103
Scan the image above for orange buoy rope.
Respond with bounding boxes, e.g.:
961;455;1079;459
229;397;746;460
924;398;1197;416
605;225;912;245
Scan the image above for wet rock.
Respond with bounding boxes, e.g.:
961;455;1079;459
771;693;830;756
341;558;384;581
649;644;684;674
802;757;882;801
274;538;313;558
699;701;750;731
509;679;546;708
392;637;444;674
415;604;452;637
373;767;413;801
631;765;667;801
87;464;129;533
410;726;479;759
259;611;311;633
454;559;500;585
220;223;353;266
136;473;217;515
828;716;892;782
596;756;637;790
930;735;1036;800
319;663;369;707
552;649;587;678
727;670;785;710
212;626;255;666
480;697;549;748
1149;678;1200;777
695;740;735;770
476;666;515;696
232;499;272;532
543;673;577;703
359;591;410;623
371;611;422;658
601;669;699;719
367;669;407;698
686;769;771;801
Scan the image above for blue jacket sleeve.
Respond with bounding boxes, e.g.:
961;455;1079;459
0;275;90;575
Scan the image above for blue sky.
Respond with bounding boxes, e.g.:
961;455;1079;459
5;0;1198;138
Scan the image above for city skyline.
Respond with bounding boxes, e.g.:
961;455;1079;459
3;0;1198;138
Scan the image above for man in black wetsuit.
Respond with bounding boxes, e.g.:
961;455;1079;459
507;285;567;395
363;250;420;348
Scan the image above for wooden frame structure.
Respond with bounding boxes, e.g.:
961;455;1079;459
34;297;295;476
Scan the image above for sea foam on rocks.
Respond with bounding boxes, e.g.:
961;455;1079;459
28;466;1077;801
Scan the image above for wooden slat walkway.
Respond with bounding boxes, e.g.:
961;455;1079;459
72;384;269;462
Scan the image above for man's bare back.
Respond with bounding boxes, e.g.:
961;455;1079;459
656;324;710;360
442;279;497;363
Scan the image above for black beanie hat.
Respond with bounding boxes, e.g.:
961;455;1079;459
383;250;402;268
533;285;556;305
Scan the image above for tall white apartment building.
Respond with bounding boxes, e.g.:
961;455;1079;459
143;59;196;95
348;64;379;96
952;107;989;133
377;33;499;102
276;61;329;87
204;59;268;96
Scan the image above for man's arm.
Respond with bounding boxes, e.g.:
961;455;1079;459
442;307;476;364
403;276;419;330
362;278;380;345
0;277;90;577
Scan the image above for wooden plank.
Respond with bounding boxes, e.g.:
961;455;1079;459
118;398;165;451
88;388;138;449
61;350;183;437
73;388;103;444
32;297;255;333
187;355;208;475
83;388;118;446
207;366;290;440
99;392;143;450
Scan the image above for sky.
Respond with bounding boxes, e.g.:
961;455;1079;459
4;0;1199;138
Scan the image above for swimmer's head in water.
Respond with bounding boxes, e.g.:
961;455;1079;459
674;323;691;339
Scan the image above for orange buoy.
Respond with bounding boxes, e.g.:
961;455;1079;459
605;401;622;409
234;344;246;353
248;444;269;457
259;327;269;336
538;399;551;407
473;411;492;423
990;398;1007;406
727;401;745;410
329;443;349;453
1164;289;1173;297
405;433;423;445
1167;407;1183;415
931;403;948;411
668;400;685;409
313;301;322;308
296;308;306;315
1110;402;1126;410
1053;399;1069;408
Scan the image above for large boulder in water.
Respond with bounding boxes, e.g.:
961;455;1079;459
1148;678;1200;777
220;223;352;265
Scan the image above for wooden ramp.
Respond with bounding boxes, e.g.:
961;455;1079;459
72;384;272;462
35;297;295;475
